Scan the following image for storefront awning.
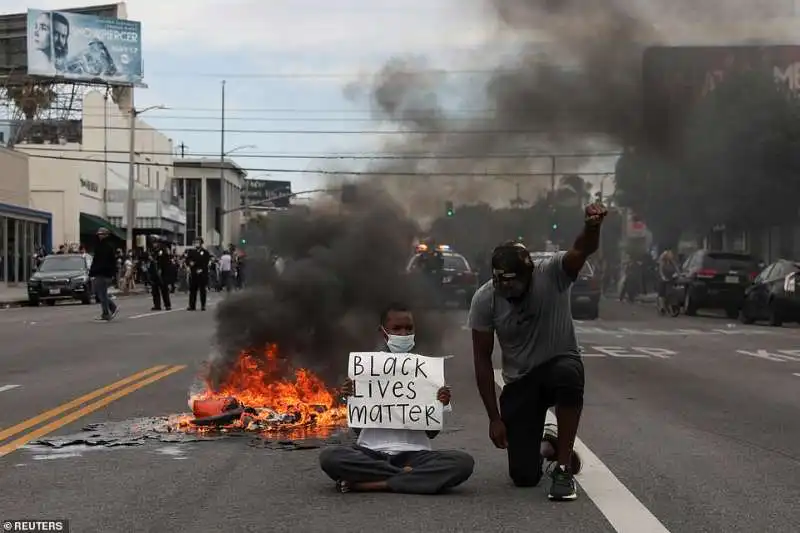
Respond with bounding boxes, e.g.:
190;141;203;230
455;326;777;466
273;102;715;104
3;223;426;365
80;213;126;240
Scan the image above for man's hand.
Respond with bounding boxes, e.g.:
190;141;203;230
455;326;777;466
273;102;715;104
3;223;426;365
489;419;508;449
584;201;608;227
340;378;353;397
437;386;451;406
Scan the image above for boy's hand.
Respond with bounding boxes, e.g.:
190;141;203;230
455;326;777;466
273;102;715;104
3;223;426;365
437;386;451;406
341;378;354;397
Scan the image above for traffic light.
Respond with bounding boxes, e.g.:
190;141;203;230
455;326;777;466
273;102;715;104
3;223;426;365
445;201;454;217
552;223;558;230
240;238;247;244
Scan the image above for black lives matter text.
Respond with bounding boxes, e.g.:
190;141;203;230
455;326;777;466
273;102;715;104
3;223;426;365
347;352;444;430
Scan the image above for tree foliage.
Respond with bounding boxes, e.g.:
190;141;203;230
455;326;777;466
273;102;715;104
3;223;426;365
427;175;622;266
615;70;800;245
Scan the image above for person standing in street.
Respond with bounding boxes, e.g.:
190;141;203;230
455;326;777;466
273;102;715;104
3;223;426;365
186;238;210;311
148;238;172;311
469;202;607;501
89;227;119;321
218;248;233;292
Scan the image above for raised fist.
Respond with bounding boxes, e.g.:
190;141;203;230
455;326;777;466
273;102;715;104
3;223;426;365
585;201;608;227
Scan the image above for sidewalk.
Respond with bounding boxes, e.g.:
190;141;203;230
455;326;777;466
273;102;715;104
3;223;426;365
0;285;149;307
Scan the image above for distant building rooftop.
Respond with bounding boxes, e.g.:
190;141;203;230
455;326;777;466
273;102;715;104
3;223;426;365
174;158;247;177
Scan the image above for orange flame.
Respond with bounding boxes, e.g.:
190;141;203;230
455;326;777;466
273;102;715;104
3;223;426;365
173;344;346;437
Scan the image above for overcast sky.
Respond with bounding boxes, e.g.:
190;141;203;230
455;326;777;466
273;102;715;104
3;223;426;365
2;0;514;193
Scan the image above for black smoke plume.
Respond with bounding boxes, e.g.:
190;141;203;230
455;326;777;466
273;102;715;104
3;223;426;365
356;0;789;221
206;0;789;389
208;183;451;389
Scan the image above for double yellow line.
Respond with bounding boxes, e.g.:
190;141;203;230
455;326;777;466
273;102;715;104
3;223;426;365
0;364;186;458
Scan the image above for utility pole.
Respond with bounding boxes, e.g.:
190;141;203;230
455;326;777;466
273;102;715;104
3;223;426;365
219;79;226;247
126;91;137;252
178;142;187;158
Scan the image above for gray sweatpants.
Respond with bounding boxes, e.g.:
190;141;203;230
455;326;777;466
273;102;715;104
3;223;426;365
319;445;474;494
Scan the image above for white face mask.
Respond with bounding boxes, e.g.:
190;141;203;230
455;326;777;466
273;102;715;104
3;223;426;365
384;329;415;353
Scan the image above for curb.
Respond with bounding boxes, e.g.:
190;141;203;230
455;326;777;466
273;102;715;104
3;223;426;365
0;289;150;309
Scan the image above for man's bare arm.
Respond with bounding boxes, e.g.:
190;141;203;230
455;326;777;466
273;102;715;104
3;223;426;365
472;329;501;422
563;223;601;280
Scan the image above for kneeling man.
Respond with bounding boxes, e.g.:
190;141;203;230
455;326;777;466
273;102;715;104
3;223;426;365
319;303;474;494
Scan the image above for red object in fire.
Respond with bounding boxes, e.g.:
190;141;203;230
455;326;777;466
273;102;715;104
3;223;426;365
191;397;241;418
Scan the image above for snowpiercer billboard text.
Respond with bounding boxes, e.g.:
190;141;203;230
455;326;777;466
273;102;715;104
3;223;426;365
26;8;143;86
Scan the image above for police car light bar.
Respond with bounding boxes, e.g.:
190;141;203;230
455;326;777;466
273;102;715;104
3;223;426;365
416;243;429;252
437;244;451;251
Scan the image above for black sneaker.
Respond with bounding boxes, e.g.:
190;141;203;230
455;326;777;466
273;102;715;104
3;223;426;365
549;464;578;501
109;308;119;321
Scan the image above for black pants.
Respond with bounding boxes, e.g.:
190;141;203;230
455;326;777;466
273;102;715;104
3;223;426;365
151;278;172;309
189;273;208;309
319;445;474;494
499;355;584;487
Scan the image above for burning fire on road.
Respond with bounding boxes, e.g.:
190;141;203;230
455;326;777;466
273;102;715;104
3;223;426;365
171;344;347;439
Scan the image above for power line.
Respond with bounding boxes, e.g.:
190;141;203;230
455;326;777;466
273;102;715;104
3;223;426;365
43;125;616;135
21;151;617;176
16;146;623;160
147;69;510;80
73;113;498;122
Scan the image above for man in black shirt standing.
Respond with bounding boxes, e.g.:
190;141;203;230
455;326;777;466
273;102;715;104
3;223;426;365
89;227;119;321
186;238;210;311
149;238;172;311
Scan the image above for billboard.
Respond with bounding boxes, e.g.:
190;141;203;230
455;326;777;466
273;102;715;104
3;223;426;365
642;45;800;150
241;180;293;208
26;9;142;85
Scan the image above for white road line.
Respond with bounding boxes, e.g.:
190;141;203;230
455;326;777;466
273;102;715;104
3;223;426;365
0;384;21;393
128;309;178;319
128;300;219;319
493;369;671;533
793;373;800;377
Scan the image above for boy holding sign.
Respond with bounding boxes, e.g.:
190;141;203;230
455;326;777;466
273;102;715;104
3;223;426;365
319;303;474;494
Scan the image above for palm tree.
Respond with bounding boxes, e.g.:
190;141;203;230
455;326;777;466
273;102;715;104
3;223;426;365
558;174;592;206
5;83;56;119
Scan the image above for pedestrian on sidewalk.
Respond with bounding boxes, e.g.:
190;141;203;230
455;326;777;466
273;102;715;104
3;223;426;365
89;228;119;321
469;202;607;501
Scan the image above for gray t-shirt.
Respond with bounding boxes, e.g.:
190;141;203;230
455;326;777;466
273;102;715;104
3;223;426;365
468;251;580;384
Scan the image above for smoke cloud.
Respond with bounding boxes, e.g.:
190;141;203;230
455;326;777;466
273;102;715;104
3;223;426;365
208;182;451;389
354;0;793;220
205;0;792;389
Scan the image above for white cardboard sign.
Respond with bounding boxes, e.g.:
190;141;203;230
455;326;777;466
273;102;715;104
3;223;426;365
347;352;445;430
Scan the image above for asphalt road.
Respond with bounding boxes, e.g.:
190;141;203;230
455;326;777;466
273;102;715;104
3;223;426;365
0;294;798;533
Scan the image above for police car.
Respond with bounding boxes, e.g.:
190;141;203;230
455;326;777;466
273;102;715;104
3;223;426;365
407;244;479;308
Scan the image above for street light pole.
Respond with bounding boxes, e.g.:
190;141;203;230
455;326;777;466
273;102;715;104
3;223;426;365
126;104;137;252
219;80;226;247
126;99;166;251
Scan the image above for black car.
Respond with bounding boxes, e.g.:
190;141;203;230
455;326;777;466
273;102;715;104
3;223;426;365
679;250;761;318
739;259;800;326
530;252;601;319
407;245;479;308
27;254;94;306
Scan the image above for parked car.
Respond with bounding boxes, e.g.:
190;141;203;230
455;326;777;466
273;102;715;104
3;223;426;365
678;250;761;318
739;259;800;326
530;251;601;319
27;254;94;306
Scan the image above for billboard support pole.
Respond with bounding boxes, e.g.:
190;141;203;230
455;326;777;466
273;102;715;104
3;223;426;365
126;90;137;252
219;79;226;247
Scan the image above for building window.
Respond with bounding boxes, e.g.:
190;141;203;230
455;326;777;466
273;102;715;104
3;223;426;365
156;170;160;190
147;167;151;187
